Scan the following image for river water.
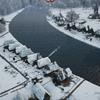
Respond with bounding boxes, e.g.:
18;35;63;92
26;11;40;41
9;7;100;85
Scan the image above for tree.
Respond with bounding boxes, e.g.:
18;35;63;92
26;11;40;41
66;10;79;23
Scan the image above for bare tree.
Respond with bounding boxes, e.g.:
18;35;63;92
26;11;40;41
66;10;79;23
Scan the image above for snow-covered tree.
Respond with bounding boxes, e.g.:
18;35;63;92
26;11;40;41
66;10;79;23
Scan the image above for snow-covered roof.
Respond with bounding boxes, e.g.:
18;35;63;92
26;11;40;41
95;29;100;35
3;40;15;46
19;48;33;57
32;83;50;100
65;68;72;77
48;62;59;71
43;81;64;100
15;45;26;54
27;53;39;64
43;62;60;74
8;42;20;50
37;57;51;68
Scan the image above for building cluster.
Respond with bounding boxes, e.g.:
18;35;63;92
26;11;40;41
2;39;76;100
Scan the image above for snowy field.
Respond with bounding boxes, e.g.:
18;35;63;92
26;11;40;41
71;81;100;100
48;8;100;49
0;57;26;94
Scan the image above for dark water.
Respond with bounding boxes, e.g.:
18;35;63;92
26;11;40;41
9;7;100;85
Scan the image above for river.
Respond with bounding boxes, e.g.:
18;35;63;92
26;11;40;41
9;7;100;85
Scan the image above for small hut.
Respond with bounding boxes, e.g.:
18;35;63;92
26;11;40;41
26;53;41;66
8;42;20;52
32;83;50;100
15;45;27;55
3;40;15;50
43;61;60;75
19;48;33;61
37;57;51;69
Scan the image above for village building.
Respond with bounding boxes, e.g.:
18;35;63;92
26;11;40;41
15;45;27;55
27;53;41;65
3;40;15;50
8;42;20;52
19;48;33;61
32;83;50;100
37;57;51;69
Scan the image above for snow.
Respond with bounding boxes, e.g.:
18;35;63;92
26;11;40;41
27;53;39;64
43;62;60;74
4;9;24;22
19;48;33;57
15;45;26;54
3;39;15;46
48;8;100;49
0;57;26;94
0;7;100;100
65;68;72;77
70;81;100;100
32;83;50;100
8;42;20;50
43;80;65;100
0;8;24;37
37;57;51;68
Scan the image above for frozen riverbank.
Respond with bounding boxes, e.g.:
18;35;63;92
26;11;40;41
48;8;100;49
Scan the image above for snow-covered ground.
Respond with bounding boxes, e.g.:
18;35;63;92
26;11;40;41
4;8;24;22
70;81;100;100
0;57;26;93
0;8;24;37
0;7;100;100
48;8;100;49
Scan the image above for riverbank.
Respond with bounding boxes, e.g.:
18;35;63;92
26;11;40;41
0;7;100;100
48;8;100;49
